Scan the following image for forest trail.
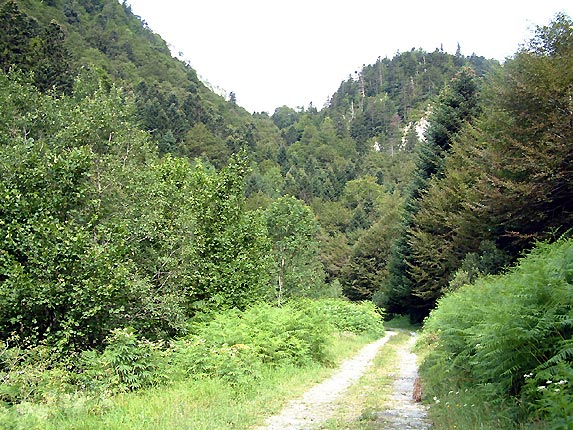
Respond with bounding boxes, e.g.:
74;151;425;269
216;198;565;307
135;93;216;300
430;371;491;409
255;330;431;430
373;333;431;429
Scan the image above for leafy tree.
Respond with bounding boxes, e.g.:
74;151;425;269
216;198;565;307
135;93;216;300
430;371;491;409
0;71;274;352
182;122;228;166
0;73;160;350
271;105;299;130
473;13;573;249
264;196;325;305
186;153;273;312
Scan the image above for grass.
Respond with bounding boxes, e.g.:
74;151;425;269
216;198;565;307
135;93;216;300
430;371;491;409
384;315;421;331
319;330;413;430
2;332;378;430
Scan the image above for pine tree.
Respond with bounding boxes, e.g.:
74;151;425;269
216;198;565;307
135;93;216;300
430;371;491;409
379;67;481;320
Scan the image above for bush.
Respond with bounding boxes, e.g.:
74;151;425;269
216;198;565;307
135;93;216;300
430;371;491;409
171;335;262;387
0;344;76;406
171;298;386;387
174;301;333;384
310;299;385;336
420;237;573;427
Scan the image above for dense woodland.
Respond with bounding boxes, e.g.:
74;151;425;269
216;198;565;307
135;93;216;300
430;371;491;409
1;0;573;428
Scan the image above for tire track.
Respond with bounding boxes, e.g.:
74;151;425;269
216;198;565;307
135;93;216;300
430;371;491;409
256;331;397;430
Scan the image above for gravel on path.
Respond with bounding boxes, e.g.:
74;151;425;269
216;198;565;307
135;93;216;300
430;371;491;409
373;332;431;429
256;331;397;430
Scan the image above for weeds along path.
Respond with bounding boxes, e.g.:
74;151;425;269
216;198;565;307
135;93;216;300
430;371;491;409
255;332;397;430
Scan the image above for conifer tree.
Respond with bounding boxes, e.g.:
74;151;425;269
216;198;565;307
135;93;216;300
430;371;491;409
379;67;481;320
406;14;573;314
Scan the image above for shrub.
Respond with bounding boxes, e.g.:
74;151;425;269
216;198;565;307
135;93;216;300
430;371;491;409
170;299;387;387
171;335;262;386
177;302;333;373
0;344;77;406
310;299;385;336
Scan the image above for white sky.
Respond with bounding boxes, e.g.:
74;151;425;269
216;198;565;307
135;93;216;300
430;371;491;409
125;0;573;114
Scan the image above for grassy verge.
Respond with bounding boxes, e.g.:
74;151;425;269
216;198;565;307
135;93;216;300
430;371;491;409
320;330;413;430
2;332;376;430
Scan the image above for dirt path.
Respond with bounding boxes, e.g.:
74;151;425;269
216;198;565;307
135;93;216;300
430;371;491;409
255;331;431;430
256;332;396;430
373;333;431;429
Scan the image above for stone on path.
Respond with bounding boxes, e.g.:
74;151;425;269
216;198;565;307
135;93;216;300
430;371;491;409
374;333;431;430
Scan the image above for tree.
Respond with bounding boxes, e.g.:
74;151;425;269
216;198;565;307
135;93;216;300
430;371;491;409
265;196;325;305
184;153;273;312
380;67;482;320
0;72;274;352
405;14;573;317
0;73;164;350
0;1;73;93
182;122;228;166
342;190;402;301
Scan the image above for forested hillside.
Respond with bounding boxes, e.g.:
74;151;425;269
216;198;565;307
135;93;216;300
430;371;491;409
1;0;503;319
2;1;573;426
2;0;264;165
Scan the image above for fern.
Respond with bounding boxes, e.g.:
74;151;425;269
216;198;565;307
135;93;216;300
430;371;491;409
421;237;573;425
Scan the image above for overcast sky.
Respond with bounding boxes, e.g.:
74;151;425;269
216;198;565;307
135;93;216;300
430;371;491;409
125;0;573;114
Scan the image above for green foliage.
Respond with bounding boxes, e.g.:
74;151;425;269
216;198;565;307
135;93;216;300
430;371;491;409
172;335;263;387
186;153;273;312
2;297;383;418
0;74;155;350
0;0;74;93
394;14;573;321
178;302;331;377
0;344;74;405
312;299;385;337
0;72;274;352
264;196;326;304
447;240;510;292
342;187;403;301
174;299;382;383
420;237;573;427
524;364;573;429
81;328;166;393
380;67;483;320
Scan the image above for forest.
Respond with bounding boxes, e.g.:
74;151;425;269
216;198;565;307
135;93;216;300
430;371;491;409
1;0;573;428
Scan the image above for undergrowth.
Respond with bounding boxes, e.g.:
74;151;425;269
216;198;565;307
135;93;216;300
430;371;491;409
0;298;384;428
418;237;573;429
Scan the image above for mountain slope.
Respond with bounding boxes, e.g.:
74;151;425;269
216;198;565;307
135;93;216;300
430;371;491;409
4;0;264;165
